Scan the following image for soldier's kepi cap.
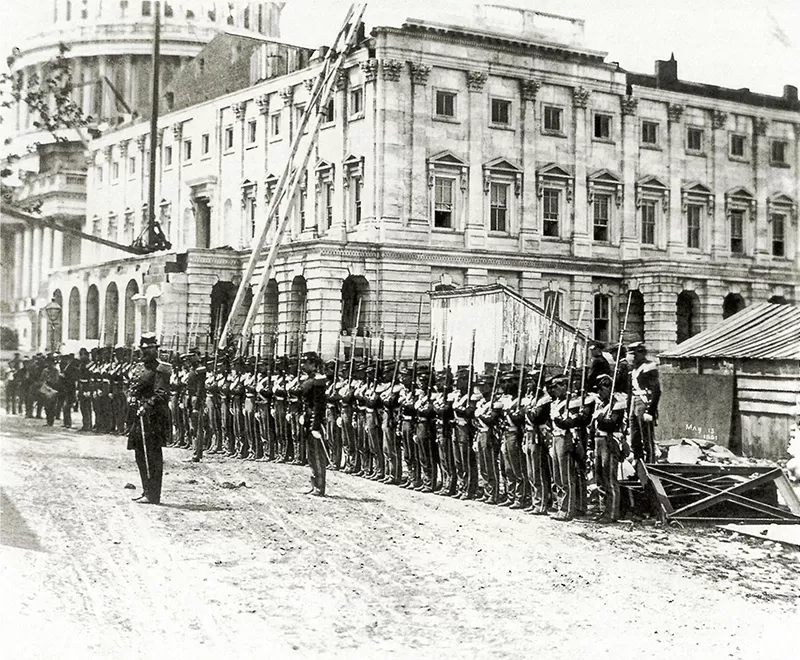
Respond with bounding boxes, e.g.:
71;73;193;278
139;333;159;349
588;340;606;351
595;374;613;388
627;341;647;353
545;374;567;387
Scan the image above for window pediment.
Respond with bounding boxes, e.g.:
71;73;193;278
241;179;257;208
343;154;364;188
536;163;573;202
483;157;522;196
725;186;755;220
315;159;335;174
767;192;797;222
264;173;279;202
726;186;754;202
637;175;668;191
587;169;623;207
428;150;468;168
428;151;468;191
636;175;669;211
682;181;714;215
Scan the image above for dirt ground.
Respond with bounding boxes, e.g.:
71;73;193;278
1;412;798;660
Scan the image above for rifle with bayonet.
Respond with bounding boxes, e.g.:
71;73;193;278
347;298;362;385
411;296;423;390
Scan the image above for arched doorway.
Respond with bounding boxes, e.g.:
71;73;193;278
623;290;645;345
68;287;80;340
289;276;308;351
148;299;158;333
51;289;63;348
86;284;100;340
210;281;253;344
263;278;279;340
124;280;139;345
722;293;745;319
104;282;119;345
341;275;369;332
676;290;701;344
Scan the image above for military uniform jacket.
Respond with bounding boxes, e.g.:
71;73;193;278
630;360;661;418
127;358;171;450
302;373;327;432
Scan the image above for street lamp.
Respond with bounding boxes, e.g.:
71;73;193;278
44;299;62;353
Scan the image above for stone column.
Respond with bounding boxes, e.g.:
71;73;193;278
21;228;32;300
465;70;488;250
666;103;685;256
52;225;64;270
571;87;591;257
41;227;53;280
642;276;679;356
519;79;541;252
13;231;24;299
31;225;43;297
407;61;430;229
753;117;770;261
377;59;404;233
710;110;726;260
620;95;639;259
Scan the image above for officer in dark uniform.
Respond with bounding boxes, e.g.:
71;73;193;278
301;351;328;496
127;333;171;505
77;348;93;431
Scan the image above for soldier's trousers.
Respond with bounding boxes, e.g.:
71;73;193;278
401;419;418;486
132;416;165;503
340;406;355;471
306;428;327;495
356;412;370;475
326;405;341;468
169;394;182;445
231;397;244;457
573;437;587;514
62;395;74;429
243;396;256;458
594;435;621;521
289;411;304;464
477;430;500;503
192;407;205;460
206;395;221;451
366;411;384;478
380;410;399;482
274;400;289;461
551;433;577;518
256;403;272;460
525;431;552;513
436;424;456;494
79;397;92;431
453;423;478;498
415;421;435;490
630;413;656;463
219;397;231;452
500;432;527;504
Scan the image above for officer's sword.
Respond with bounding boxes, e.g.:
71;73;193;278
139;414;151;483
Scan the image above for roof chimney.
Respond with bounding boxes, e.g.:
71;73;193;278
655;53;678;85
784;85;798;102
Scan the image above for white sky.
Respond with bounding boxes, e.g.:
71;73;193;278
1;0;798;97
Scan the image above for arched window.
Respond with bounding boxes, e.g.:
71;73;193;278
104;282;119;345
264;279;279;339
289;276;308;351
676;291;700;344
624;290;645;345
341;275;368;332
722;293;745;320
51;289;63;347
86;284;100;340
68;287;81;340
593;293;611;343
124;280;139;345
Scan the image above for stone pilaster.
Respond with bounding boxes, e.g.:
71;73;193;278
753;117;770;261
666;103;685;256
571;87;591;257
466;71;487;249
519;79;540;252
620;95;639;259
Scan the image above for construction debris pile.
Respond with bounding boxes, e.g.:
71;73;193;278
662;439;779;468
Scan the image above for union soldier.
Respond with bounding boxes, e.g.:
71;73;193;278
524;373;553;515
77;348;93;431
378;364;401;484
61;353;80;428
432;371;457;496
413;369;436;493
301;351;328;496
590;374;629;522
627;342;660;463
183;348;206;462
324;360;343;469
127;334;171;505
452;367;479;499
397;369;419;488
338;372;357;473
473;375;500;504
497;374;528;509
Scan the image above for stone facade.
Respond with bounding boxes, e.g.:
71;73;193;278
15;10;800;357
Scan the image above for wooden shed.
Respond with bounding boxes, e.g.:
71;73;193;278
659;302;800;460
429;284;584;371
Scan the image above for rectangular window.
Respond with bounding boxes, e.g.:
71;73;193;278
687;127;704;152
771;140;788;165
543;105;562;133
112;161;120;180
299;192;306;230
730;133;746;158
641;120;658;145
543;291;561;319
594;113;612;139
270;114;280;137
772;214;785;257
325;182;334;228
490;98;511;126
687;204;702;249
128;156;136;175
97;165;104;184
641;200;656;245
353;181;362;225
730;209;745;254
593;195;610;242
224;126;234;150
248;119;257;144
201;133;210;155
435;90;456;118
183;139;192;162
542;188;560;237
593;294;610;343
434;177;454;228
322;98;335;123
489;182;509;232
350;87;363;116
246;197;256;238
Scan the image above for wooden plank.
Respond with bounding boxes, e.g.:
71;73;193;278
650;468;799;520
739;401;794;415
637;462;671;523
773;472;800;516
676;517;800;525
737;390;798;404
648;464;776;476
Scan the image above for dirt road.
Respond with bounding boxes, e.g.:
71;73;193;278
1;412;797;660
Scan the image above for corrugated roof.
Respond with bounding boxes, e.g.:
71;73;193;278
660;302;800;361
